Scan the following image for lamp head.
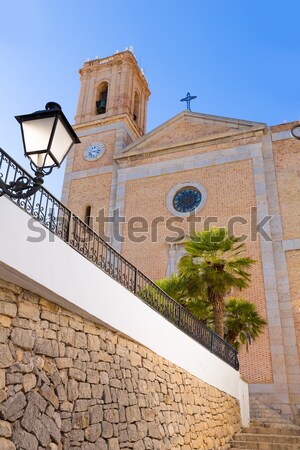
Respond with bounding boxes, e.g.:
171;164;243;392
15;102;80;171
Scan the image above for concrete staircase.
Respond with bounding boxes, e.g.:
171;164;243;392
230;395;300;449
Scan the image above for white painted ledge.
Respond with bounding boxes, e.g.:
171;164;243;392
0;196;249;426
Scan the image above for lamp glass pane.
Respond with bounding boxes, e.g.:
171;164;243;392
49;117;73;165
43;153;56;168
22;117;55;163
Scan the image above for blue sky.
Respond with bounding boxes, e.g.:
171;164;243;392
1;1;300;198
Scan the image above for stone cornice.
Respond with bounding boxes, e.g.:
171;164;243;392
73;113;141;140
116;110;267;159
115;124;266;163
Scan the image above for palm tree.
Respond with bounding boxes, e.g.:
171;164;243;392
156;274;186;304
224;297;267;351
156;274;214;326
156;278;266;351
178;228;255;338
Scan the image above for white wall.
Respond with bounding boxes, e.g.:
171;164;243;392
0;196;249;426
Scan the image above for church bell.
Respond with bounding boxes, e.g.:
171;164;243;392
96;90;108;114
96;98;107;114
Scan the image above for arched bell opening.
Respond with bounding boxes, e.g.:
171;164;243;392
96;82;108;115
133;91;140;123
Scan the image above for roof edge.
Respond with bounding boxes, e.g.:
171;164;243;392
121;110;267;156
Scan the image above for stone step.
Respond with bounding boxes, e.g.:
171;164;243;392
231;395;300;450
245;426;300;436
250;409;286;416
249;399;299;428
230;441;300;450
234;433;300;444
249;417;290;423
249;395;294;426
250;412;290;420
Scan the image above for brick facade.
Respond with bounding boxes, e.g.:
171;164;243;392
62;51;300;423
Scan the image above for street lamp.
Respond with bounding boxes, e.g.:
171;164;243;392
291;123;300;140
0;102;80;199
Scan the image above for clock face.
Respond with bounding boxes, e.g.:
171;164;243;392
84;143;105;161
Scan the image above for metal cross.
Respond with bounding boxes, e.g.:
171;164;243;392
180;92;197;111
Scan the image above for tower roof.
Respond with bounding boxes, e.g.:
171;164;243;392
79;51;150;95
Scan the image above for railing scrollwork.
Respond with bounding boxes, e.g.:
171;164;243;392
0;147;239;370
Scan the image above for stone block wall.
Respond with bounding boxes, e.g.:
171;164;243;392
0;278;241;449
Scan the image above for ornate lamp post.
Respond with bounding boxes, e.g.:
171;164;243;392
291;123;300;140
0;102;80;199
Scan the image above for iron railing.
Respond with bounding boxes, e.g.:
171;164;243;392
0;147;239;370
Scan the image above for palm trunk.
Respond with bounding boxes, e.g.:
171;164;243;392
225;330;238;346
208;289;225;338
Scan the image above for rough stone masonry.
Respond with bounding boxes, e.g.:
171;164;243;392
0;278;241;449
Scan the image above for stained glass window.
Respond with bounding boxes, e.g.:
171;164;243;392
173;187;202;213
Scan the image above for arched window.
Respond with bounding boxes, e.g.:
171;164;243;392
96;82;108;115
84;205;92;227
133;92;140;122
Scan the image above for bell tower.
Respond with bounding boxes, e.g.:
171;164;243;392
61;50;150;232
74;50;149;133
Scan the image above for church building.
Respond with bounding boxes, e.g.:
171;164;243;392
61;50;300;423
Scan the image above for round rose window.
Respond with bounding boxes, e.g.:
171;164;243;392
173;187;202;213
